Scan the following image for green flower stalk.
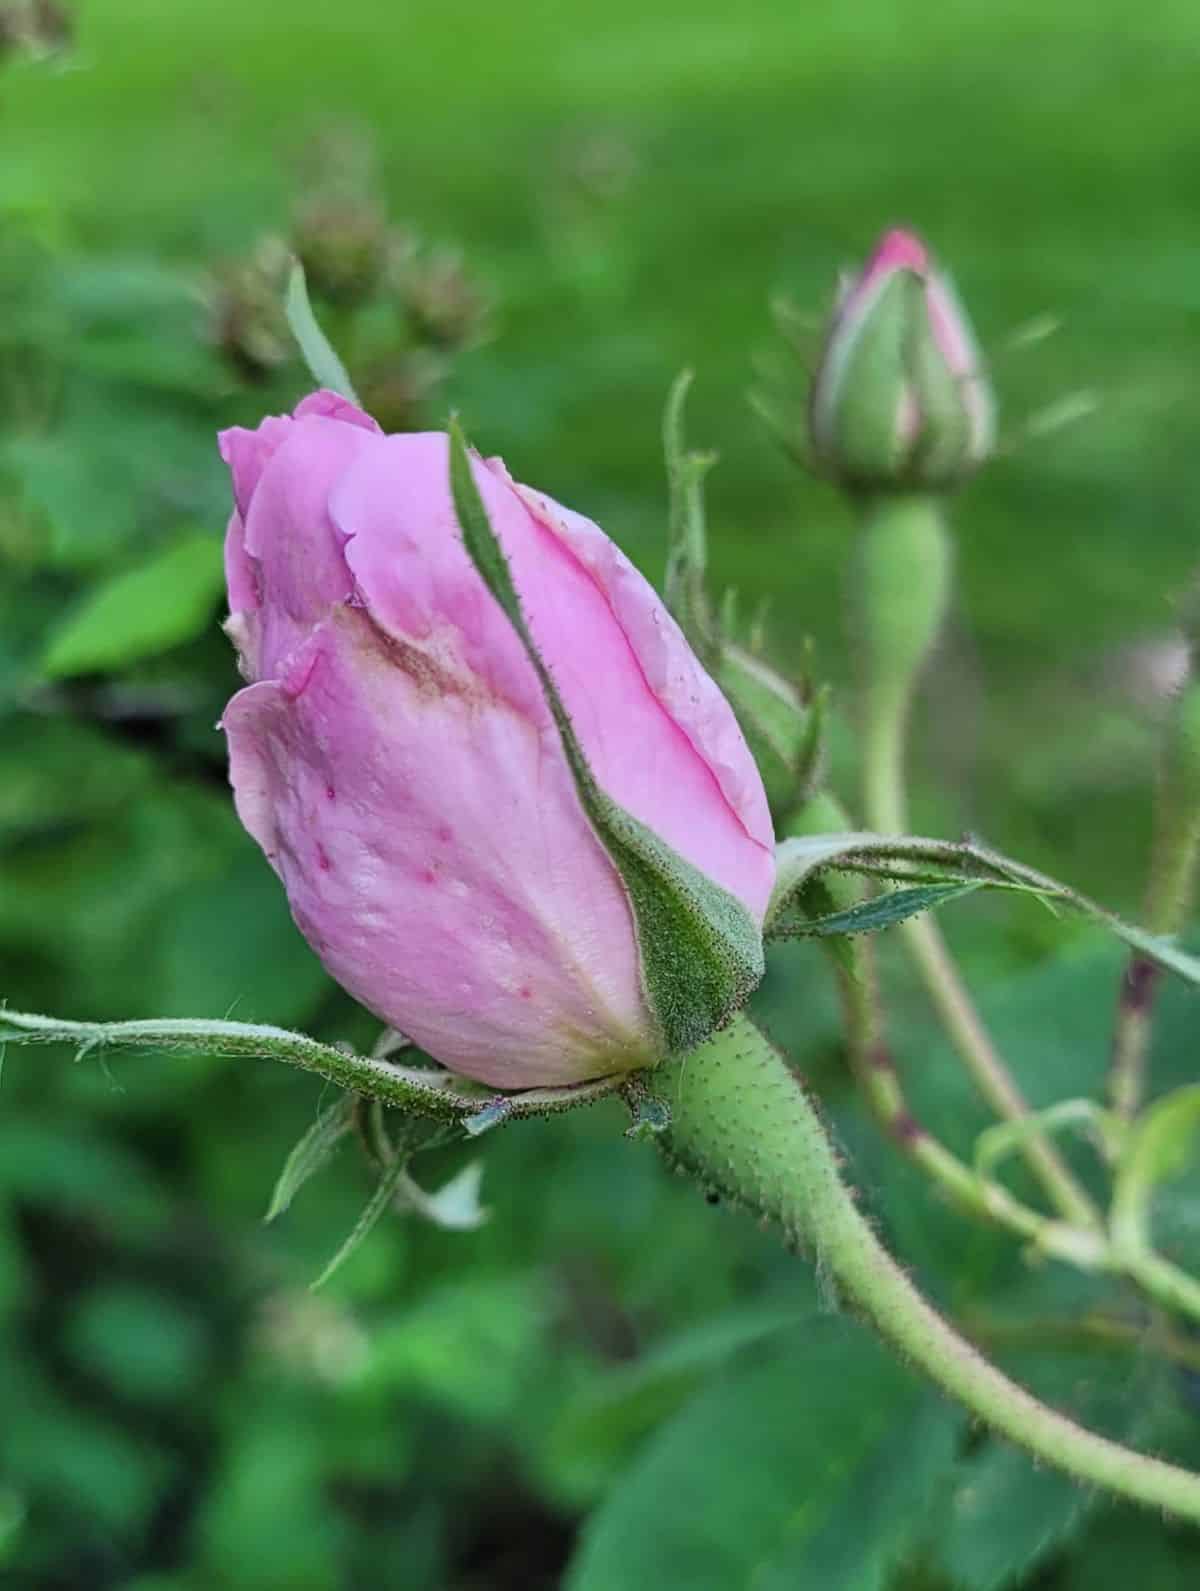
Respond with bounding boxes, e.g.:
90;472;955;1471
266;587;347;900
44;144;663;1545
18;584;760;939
784;793;1106;1267
799;228;1100;1229
650;1016;1200;1522
1110;610;1200;1121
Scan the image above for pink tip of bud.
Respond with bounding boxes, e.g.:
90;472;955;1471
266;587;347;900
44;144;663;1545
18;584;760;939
863;228;929;282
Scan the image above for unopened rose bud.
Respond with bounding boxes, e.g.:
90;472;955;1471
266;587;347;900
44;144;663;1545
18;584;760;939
219;394;774;1088
0;0;72;57
210;244;292;383
355;350;445;434
398;248;488;352
809;228;994;493
292;194;388;308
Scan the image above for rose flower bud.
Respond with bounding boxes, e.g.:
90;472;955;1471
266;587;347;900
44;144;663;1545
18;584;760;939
809;228;994;493
218;392;774;1089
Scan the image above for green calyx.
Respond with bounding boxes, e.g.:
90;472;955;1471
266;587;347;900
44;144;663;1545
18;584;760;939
447;421;764;1059
717;644;827;810
812;267;985;492
817;269;921;487
662;372;825;813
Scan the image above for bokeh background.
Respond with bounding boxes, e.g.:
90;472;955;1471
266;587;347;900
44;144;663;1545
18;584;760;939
5;1;1200;1585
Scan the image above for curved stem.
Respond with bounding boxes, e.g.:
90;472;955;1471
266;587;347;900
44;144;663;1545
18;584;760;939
1108;956;1160;1125
1109;687;1200;1119
1121;1246;1200;1325
0;1009;622;1125
654;1016;1200;1521
834;933;1106;1267
901;915;1102;1223
788;793;1103;1264
854;494;1100;1231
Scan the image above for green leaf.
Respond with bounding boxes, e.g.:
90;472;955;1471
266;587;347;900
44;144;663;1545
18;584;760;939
194;1412;341;1588
0;1486;24;1567
0;1119;169;1238
264;1094;354;1223
448;422;763;1057
40;531;224;677
546;1301;807;1502
62;1284;212;1405
311;1154;412;1291
285;260;360;403
1110;1084;1200;1261
766;830;1200;992
358;1276;544;1423
930;1441;1092;1591
150;855;333;1026
3;1366;171;1536
1058;1506;1200;1591
767;831;878;929
776;879;982;939
566;1324;961;1591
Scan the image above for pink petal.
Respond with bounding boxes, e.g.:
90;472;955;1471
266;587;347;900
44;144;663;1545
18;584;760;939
222;614;652;1086
507;476;776;918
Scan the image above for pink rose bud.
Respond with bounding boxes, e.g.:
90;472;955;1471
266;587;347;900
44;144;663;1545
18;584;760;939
809;228;994;492
218;392;775;1090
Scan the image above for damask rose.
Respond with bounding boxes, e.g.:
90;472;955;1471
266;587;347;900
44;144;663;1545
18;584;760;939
219;392;774;1089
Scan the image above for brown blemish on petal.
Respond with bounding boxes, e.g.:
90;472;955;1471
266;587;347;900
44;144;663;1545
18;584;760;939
348;603;482;703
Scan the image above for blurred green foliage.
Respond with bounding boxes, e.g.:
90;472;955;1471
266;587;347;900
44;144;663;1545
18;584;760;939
4;0;1200;1585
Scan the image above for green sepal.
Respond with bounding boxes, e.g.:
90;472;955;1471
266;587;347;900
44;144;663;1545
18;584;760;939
310;1109;485;1291
663;374;824;812
906;287;973;482
662;369;719;666
448;421;764;1059
818;269;919;484
772;879;983;940
265;1093;355;1222
284;260;361;404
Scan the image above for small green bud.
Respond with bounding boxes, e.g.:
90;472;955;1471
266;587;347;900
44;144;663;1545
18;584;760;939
809;229;994;494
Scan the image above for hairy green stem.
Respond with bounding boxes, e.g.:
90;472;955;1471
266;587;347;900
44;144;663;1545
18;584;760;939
786;797;1103;1265
654;1016;1200;1520
0;1010;621;1124
834;936;1106;1265
1109;676;1200;1120
1108;957;1161;1126
853;494;1100;1230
